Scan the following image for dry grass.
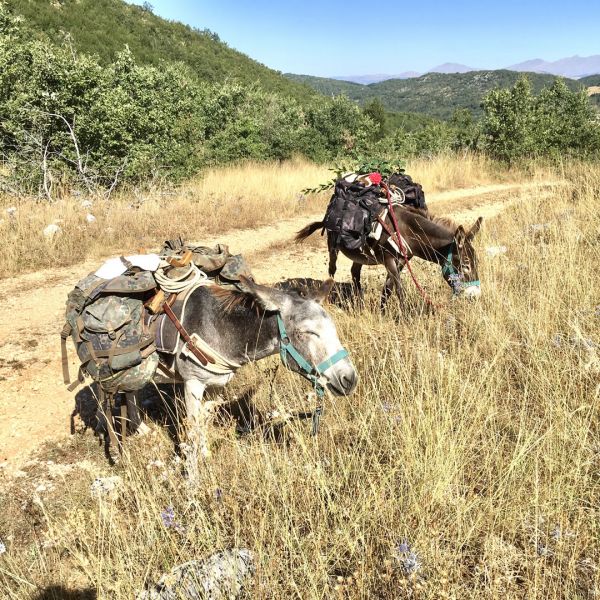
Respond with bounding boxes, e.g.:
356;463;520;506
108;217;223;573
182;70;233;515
405;153;511;193
0;154;538;278
0;159;330;278
1;160;599;599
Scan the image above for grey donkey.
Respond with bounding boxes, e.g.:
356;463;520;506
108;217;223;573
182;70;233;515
127;277;357;476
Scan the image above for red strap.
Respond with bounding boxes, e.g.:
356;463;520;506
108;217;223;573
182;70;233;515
382;184;441;310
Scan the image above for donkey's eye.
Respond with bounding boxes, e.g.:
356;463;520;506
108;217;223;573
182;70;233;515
300;330;319;338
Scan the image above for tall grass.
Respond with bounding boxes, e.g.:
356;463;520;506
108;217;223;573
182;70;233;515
0;162;598;598
0;154;536;278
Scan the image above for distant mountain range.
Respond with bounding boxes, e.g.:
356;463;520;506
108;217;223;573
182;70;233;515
329;55;600;84
285;70;586;120
507;55;600;79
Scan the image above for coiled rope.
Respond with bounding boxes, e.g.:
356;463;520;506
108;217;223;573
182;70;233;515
154;262;208;294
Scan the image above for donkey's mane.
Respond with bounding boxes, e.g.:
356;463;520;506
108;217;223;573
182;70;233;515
429;214;459;232
209;284;257;313
400;206;459;233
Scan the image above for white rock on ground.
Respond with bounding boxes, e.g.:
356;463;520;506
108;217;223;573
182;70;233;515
90;476;123;499
81;199;93;209
136;548;255;600
85;213;97;224
6;206;17;217
42;223;62;239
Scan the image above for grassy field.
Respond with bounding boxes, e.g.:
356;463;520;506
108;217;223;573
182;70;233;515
0;158;599;599
1;154;514;278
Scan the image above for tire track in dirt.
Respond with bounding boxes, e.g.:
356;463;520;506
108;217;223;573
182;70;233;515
0;181;559;469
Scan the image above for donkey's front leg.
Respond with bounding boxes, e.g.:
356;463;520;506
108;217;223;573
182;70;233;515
183;379;210;478
126;392;150;436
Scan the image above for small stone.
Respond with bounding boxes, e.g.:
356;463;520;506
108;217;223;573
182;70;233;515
6;207;17;217
486;245;507;257
85;213;97;224
43;223;62;239
90;476;123;499
81;199;93;209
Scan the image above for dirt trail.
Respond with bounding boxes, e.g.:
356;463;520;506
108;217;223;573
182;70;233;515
0;181;553;469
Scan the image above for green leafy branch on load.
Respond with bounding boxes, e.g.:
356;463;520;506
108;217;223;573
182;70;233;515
301;157;406;195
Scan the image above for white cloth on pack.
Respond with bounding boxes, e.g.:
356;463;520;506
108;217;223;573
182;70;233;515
94;254;161;279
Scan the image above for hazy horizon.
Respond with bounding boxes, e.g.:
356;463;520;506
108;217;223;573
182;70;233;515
129;0;600;77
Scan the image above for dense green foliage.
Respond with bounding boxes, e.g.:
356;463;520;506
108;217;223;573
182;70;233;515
6;0;316;103
1;2;599;196
481;77;600;163
0;5;376;195
286;71;585;119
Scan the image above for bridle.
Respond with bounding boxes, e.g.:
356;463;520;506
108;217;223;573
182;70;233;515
441;245;480;295
276;314;349;434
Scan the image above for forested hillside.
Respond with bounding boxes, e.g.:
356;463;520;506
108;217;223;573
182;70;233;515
581;74;600;87
287;70;585;119
2;2;599;199
6;0;316;102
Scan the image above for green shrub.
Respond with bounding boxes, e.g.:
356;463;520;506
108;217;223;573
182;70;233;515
482;75;600;162
0;5;377;196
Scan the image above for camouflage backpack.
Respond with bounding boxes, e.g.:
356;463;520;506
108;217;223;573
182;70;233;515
62;270;159;392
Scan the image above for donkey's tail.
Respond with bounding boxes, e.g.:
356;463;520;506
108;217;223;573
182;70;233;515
295;221;324;243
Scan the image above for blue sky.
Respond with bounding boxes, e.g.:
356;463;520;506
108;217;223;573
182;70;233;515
135;1;600;76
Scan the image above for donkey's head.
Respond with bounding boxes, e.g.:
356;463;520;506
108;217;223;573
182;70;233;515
241;277;358;396
442;217;483;298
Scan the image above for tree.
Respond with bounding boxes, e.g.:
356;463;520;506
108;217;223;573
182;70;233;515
362;98;386;140
481;76;535;163
534;79;600;157
450;108;479;150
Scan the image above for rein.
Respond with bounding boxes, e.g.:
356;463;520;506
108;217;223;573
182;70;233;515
276;314;349;435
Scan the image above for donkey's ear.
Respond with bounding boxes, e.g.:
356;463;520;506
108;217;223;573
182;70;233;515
310;278;335;304
467;217;483;241
455;225;467;248
239;276;287;312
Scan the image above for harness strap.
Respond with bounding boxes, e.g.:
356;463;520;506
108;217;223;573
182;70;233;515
60;322;72;384
316;349;349;373
442;247;480;293
276;315;349;399
163;299;213;367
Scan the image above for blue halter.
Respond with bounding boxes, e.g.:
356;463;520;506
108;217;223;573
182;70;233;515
276;315;349;399
441;247;480;295
276;314;349;436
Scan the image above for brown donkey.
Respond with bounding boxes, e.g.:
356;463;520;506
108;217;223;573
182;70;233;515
295;206;483;309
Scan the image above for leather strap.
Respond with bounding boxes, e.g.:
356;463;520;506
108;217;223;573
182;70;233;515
60;322;72;384
162;300;213;366
377;213;405;251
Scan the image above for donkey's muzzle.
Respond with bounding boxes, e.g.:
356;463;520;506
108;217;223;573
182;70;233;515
462;283;481;299
326;359;358;396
